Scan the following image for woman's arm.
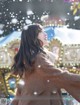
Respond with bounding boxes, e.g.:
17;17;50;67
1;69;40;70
35;53;80;102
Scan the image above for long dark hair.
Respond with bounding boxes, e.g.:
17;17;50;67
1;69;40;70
12;24;45;76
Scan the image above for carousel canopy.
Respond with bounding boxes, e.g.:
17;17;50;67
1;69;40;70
0;27;80;46
0;31;21;46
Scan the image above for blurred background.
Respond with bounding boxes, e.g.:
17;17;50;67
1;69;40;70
0;0;80;37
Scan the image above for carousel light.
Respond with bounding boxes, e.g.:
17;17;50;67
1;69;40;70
11;81;15;84
73;66;76;69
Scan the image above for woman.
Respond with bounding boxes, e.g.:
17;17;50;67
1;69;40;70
11;24;80;105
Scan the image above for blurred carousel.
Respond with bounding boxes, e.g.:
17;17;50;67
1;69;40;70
0;27;80;99
0;39;20;98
